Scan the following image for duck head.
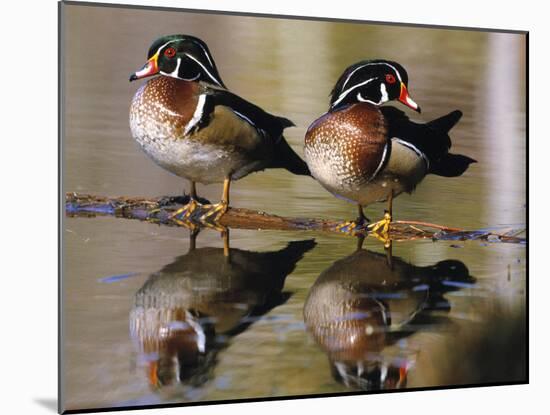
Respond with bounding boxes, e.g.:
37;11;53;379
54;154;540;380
129;34;226;88
329;59;420;113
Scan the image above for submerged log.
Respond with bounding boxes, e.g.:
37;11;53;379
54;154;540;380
65;193;526;244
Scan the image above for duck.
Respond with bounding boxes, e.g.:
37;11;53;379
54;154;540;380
304;59;476;237
129;237;315;388
129;34;309;222
303;242;475;390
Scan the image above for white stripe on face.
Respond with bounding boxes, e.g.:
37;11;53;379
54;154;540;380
341;62;404;90
160;68;200;81
184;53;223;87
191;39;215;67
356;91;384;106
354;81;389;106
332;77;376;107
154;39;222;86
380;83;389;102
169;57;181;77
154;40;184;79
154;40;176;57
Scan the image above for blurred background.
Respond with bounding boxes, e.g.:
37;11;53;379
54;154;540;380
62;3;526;411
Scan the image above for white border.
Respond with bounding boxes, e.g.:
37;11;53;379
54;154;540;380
1;1;543;415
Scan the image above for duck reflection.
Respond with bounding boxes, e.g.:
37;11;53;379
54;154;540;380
304;241;475;391
130;235;316;389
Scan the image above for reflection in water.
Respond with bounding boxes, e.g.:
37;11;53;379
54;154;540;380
304;242;475;391
129;238;316;389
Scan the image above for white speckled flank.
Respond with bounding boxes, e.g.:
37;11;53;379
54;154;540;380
392;138;430;170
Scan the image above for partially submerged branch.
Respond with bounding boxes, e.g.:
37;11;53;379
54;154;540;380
65;193;526;244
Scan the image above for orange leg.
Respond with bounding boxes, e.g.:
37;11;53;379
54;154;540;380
368;190;393;247
200;177;230;222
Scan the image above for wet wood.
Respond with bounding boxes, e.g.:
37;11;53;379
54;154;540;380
65;192;526;244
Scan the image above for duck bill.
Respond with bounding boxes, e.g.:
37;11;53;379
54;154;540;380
130;54;159;81
398;83;421;113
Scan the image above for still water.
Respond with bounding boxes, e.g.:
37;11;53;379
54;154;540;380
61;4;526;411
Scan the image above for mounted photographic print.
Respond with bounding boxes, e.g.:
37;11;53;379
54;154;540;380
60;0;527;413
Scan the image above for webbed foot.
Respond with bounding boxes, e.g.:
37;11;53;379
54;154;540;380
169;198;200;222
367;211;392;247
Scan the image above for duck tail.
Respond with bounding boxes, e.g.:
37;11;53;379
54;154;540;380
427;110;463;133
275;116;296;129
269;240;317;272
278;239;317;259
427;110;477;177
271;136;311;176
426;259;471;281
430;153;477;177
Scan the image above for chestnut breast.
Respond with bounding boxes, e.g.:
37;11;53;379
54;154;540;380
304;103;388;191
129;77;267;183
130;76;200;141
130;76;262;149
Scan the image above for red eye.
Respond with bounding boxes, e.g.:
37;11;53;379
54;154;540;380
164;47;176;58
385;74;396;84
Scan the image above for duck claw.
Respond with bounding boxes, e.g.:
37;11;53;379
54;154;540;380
169;198;199;221
171;217;201;232
367;211;391;233
367;211;392;247
335;218;368;234
198;201;228;223
168;198;229;230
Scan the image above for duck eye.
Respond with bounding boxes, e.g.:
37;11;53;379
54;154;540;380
385;74;396;84
164;47;176;58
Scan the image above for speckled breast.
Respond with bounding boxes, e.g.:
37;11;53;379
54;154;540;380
304;103;388;202
129;77;261;184
304;250;427;360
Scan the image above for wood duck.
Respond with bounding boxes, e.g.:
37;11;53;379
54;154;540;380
129;34;310;222
130;237;315;388
304;60;476;237
303;243;474;390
